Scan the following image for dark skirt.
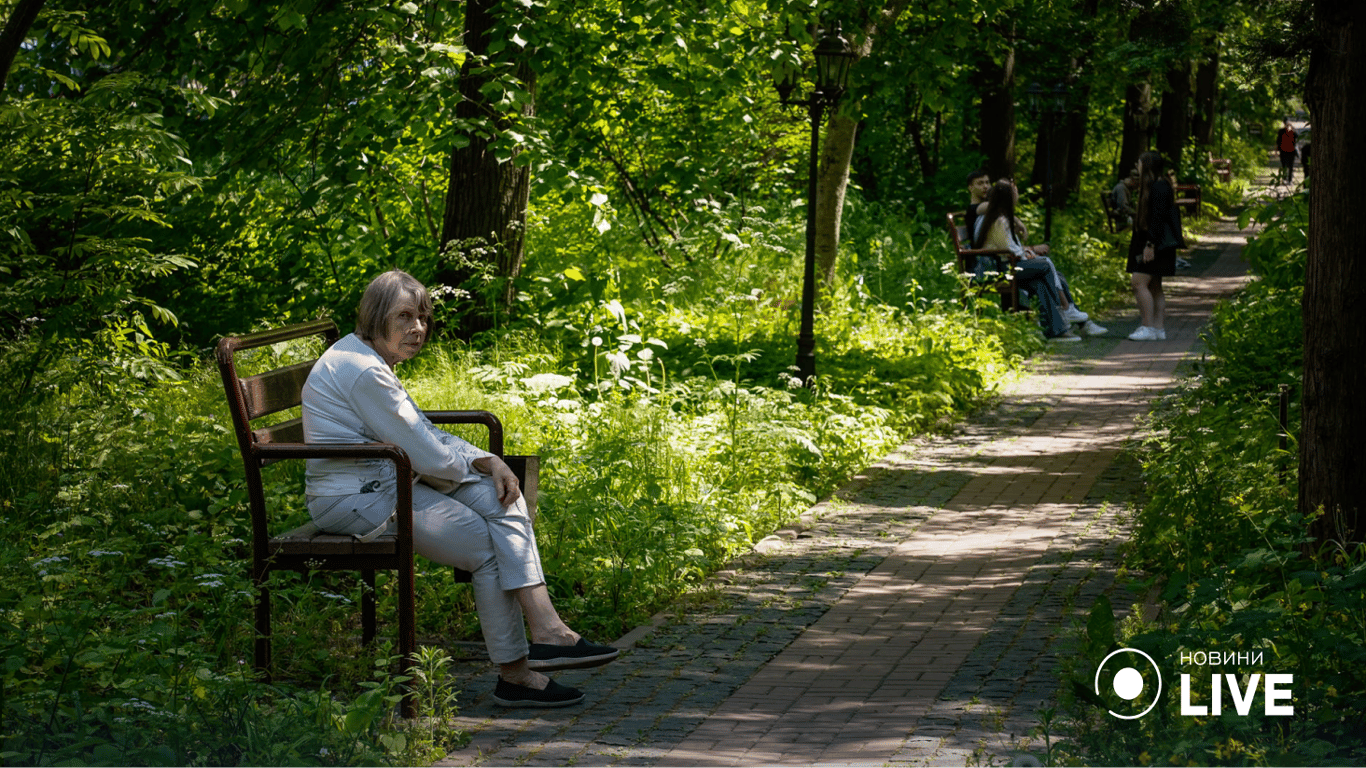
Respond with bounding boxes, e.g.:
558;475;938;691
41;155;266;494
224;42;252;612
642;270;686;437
1127;229;1177;276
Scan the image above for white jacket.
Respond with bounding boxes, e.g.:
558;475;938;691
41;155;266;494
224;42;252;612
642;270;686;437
301;333;493;497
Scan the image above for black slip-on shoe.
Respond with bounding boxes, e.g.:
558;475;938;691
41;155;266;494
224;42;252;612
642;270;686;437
492;677;585;708
526;638;621;671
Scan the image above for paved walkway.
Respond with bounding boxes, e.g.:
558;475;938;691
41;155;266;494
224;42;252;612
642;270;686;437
436;213;1256;767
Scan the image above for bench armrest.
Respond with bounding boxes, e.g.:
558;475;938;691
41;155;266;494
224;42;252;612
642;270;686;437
249;442;416;538
956;246;1017;258
254;441;410;468
424;409;505;455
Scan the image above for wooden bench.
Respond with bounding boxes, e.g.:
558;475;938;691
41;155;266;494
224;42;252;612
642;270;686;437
1207;152;1231;183
216;318;538;716
946;211;1024;312
1174;183;1201;219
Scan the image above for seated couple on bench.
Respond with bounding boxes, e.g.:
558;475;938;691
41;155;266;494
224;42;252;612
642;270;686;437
966;171;1107;342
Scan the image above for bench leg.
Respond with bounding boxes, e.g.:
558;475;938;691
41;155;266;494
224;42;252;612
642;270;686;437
361;570;377;646
398;558;416;718
254;578;272;682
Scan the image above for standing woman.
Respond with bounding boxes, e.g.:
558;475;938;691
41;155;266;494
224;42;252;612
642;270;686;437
1127;151;1186;341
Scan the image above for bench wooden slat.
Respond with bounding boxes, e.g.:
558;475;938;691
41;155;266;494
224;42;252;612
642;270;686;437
268;522;399;557
241;360;316;420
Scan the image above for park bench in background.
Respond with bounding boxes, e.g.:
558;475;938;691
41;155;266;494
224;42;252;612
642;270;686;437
1208;152;1232;183
216;318;538;716
1104;185;1199;232
945;211;1024;312
1174;183;1201;219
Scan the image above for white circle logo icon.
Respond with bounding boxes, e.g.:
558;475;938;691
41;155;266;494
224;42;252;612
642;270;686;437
1095;648;1163;719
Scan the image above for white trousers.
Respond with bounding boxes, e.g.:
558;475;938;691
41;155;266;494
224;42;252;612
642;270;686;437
308;475;544;664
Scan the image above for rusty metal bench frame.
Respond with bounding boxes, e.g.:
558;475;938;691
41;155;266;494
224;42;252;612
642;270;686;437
215;318;538;716
946;211;1025;312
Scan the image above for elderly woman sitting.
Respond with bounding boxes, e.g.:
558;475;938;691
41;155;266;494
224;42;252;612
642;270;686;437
301;269;616;708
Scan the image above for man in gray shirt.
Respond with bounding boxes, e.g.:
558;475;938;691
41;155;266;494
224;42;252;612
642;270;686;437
1111;168;1139;229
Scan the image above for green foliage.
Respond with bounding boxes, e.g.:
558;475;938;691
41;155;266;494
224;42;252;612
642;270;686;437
0;344;455;765
1239;188;1309;289
0;78;200;364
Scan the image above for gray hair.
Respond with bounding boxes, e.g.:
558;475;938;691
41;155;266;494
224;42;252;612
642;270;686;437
355;270;433;342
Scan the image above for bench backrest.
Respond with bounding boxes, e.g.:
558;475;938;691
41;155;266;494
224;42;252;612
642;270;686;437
217;318;340;469
216;319;341;547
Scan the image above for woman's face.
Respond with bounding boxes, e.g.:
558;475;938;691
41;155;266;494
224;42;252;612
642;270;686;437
1135;158;1144;177
372;293;428;367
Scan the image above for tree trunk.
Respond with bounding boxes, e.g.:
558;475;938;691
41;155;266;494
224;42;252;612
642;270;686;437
906;101;937;183
1155;60;1191;174
0;0;46;94
815;112;857;284
1063;0;1098;196
1064;85;1089;199
813;0;910;285
975;26;1016;181
1028;110;1070;207
1302;0;1366;546
436;0;535;339
1119;81;1152;179
1191;47;1219;147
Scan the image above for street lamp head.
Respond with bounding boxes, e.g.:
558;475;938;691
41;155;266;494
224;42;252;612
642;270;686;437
1051;82;1068;113
1026;81;1045;117
813;23;854;101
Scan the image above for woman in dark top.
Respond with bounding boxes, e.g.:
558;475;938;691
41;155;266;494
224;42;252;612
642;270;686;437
1127;151;1186;341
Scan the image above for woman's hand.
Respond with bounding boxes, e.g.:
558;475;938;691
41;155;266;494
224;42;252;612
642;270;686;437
473;456;522;506
1142;244;1155;263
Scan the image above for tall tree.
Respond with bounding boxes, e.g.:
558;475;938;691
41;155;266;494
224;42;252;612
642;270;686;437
814;0;910;285
974;21;1017;181
1302;0;1366;545
1191;44;1219;147
1154;58;1191;172
436;0;535;338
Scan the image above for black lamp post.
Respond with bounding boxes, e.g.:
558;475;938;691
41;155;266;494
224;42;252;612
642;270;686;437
1027;81;1068;242
1144;106;1161;150
774;23;853;387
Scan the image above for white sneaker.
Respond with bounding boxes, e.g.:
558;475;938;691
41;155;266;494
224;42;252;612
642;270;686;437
1176;258;1191;269
1155;328;1167;340
1062;305;1089;323
1081;320;1108;336
1128;326;1158;341
1049;331;1082;343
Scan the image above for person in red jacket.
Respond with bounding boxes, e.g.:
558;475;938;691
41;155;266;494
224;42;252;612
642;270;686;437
1276;119;1299;185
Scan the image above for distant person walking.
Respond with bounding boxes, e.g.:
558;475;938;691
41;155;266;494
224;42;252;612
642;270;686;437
1127;151;1186;341
1276;119;1299;184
